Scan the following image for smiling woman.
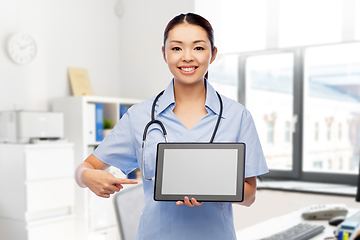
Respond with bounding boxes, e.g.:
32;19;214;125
75;12;268;240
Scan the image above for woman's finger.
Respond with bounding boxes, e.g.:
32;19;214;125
191;198;203;206
101;193;111;198
184;196;194;207
176;197;203;207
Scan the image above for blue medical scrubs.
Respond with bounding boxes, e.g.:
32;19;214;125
93;79;268;240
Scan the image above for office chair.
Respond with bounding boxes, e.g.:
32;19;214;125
113;183;144;240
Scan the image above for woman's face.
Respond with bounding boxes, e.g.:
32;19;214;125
162;23;217;86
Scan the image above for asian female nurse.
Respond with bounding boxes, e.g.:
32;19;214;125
75;12;268;240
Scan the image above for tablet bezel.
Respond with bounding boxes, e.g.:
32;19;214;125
154;142;245;202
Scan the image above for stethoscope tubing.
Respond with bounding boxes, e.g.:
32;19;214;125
141;88;223;181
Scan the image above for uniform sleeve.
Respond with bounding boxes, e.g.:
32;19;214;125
237;109;269;178
92;109;138;175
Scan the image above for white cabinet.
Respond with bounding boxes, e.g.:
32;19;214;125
0;143;75;240
52;96;141;240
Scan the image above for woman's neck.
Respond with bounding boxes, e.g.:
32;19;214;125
172;78;208;129
173;78;206;105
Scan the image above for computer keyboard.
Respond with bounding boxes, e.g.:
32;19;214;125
261;223;325;240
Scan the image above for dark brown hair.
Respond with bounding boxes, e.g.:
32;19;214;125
163;13;215;52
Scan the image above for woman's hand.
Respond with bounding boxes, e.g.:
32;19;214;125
75;154;138;198
176;196;203;207
82;168;138;198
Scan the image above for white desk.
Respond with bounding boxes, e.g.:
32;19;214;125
236;208;358;240
257;180;356;196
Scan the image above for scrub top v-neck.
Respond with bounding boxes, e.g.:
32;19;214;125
93;79;268;240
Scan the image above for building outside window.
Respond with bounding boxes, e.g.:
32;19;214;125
303;43;360;175
285;121;291;143
313;161;323;169
245;53;294;170
314;122;319;141
326;122;331;141
267;121;275;144
339;123;342;140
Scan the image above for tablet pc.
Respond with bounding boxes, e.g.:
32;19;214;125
154;143;245;202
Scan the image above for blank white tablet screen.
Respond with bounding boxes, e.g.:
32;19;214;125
161;148;238;195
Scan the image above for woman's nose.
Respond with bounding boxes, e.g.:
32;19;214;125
182;50;194;62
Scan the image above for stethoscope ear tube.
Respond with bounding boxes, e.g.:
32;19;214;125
210;91;223;143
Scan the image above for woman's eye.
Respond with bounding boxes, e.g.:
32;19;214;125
195;46;204;50
172;47;181;51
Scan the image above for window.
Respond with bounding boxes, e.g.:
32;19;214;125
303;43;360;176
245;52;294;171
267;121;275;144
326;123;331;141
197;0;360;185
339;123;342;140
327;159;333;170
339;158;343;170
285;121;291;143
207;54;239;101
236;42;360;184
314;122;319;141
313;161;323;169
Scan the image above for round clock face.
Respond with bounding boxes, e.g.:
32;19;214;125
7;33;37;65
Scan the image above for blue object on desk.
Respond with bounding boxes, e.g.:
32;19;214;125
338;231;343;240
341;220;359;230
95;104;104;141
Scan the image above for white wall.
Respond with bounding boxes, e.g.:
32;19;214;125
0;0;195;111
0;0;119;111
118;0;195;99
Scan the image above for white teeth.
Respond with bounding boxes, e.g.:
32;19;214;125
181;67;196;72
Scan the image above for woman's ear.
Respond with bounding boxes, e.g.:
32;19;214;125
162;46;167;63
210;46;218;64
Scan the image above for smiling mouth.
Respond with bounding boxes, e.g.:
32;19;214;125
179;67;198;72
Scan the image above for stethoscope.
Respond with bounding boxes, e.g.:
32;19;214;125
141;87;223;181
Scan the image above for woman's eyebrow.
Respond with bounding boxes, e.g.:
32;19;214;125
169;40;207;44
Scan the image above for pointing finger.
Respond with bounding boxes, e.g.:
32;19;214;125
112;178;138;185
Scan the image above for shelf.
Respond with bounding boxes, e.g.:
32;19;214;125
52;95;142;240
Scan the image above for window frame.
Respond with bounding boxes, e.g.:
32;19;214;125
237;41;360;185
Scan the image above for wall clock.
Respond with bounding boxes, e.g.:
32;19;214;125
7;33;37;65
